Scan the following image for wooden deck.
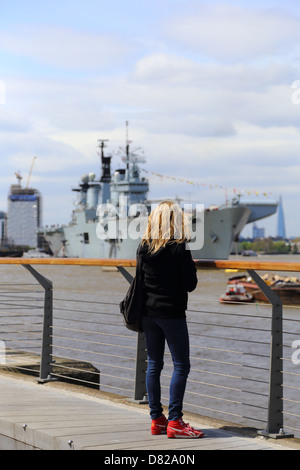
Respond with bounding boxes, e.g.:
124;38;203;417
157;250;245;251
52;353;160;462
0;374;294;451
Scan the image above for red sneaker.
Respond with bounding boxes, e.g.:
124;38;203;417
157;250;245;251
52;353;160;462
167;418;204;439
151;414;168;435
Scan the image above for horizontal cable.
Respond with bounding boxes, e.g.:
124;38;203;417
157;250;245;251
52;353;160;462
163;373;241;393
282;371;300;379
50;335;136;350
4;338;41;346
0;312;42;318
283;397;300;405
50;373;101;388
0;365;39;375
189;343;269;360
51;325;133;340
187;331;269;346
189;344;244;355
53;309;120;318
0;321;43;328
99;373;135;383
97;383;133;393
50;351;136;365
161;384;242;405
282;384;300;391
162;395;245;420
53;306;116;315
164;351;269;371
53;297;119;306
167;352;243;369
55;288;123;296
50;344;136;357
284;425;300;433
188;308;271;321
185;389;242;405
188;320;270;333
283;411;300;419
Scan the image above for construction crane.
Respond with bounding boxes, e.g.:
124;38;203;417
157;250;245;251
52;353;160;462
26;156;37;188
14;171;22;185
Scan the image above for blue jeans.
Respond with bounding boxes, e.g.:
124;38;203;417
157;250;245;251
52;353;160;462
142;316;190;421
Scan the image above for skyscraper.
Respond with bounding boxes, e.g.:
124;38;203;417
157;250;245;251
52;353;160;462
253;223;265;239
277;195;286;239
7;183;42;248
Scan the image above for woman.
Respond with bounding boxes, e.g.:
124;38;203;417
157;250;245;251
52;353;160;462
137;200;204;439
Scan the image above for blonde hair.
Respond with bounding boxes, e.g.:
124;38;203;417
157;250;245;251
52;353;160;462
142;200;190;253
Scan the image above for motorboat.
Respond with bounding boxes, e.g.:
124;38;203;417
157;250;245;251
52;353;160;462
219;284;254;304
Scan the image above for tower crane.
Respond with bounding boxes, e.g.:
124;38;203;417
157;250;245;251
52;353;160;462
14;172;22;185
26;156;37;188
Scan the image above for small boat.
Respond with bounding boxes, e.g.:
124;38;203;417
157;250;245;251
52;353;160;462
0;248;24;257
219;284;254;304
241;250;257;256
228;273;300;305
250;279;300;305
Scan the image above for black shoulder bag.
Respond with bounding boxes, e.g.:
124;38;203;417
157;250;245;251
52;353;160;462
119;257;144;333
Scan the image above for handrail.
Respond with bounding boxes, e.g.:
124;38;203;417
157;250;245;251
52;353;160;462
0;258;137;267
0;256;299;438
1;257;300;272
196;259;300;272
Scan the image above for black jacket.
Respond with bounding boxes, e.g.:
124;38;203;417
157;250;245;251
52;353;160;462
136;241;197;318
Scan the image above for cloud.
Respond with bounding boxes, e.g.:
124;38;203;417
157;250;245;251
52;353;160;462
163;4;300;62
130;52;298;125
0;109;32;133
0;25;132;70
0;129;86;175
134;53;295;91
1;2;300;235
133;53;200;83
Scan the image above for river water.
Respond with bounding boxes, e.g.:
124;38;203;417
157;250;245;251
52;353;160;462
0;254;300;436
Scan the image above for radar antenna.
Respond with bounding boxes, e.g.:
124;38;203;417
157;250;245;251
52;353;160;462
118;121;146;168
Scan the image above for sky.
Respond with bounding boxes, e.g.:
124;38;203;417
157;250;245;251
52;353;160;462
1;0;300;238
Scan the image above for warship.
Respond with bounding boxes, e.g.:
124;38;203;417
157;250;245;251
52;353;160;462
40;137;278;259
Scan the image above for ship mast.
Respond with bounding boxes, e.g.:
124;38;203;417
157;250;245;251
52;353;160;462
98;139;111;183
126;121;130;178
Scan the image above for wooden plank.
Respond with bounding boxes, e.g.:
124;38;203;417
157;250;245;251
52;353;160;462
0;374;291;451
195;259;300;272
0;257;137;267
0;257;299;272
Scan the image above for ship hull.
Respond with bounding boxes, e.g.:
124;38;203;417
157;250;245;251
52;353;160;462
43;205;251;260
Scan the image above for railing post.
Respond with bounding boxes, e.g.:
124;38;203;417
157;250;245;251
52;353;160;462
131;332;148;403
118;266;148;403
247;269;293;438
22;264;54;383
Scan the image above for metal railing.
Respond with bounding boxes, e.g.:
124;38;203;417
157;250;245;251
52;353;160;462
0;257;299;439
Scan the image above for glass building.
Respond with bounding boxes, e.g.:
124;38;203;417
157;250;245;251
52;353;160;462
6;184;42;248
